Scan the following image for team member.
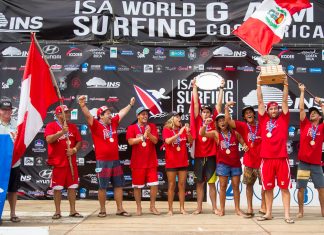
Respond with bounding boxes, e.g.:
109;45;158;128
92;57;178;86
225;101;266;218
200;114;248;216
297;84;324;218
163;111;193;216
190;78;224;215
256;75;294;224
78;95;135;217
45;105;83;219
0;100;20;223
126;107;160;216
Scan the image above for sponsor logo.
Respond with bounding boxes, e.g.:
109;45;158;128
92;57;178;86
288;126;296;137
66;47;83;57
35;157;43;166
237;66;254;72
107;96;119;102
0;12;43;32
86;47;106;58
152;47;166;60
77;158;85;166
27;190;44;197
199;48;210;58
296;67;307;73
103;65;117;71
287;65;295;75
193;64;204;72
142;189;151;198
1;46;27;57
158;159;166;166
298;50;318;61
224;65;235;71
278;47;294;59
64;64;80;71
1;78;14;89
20;175;32;182
39;169;52;179
42;45;61;59
86;77;120;88
155;64;163;73
118;145;128;151
187;47;197;60
79;188;87;198
110;47;117;58
169;50;185;57
1;66;17;71
143;64;153;73
131;65;142;72
120;50;134;56
164;66;177;71
120;159;131;165
243;86;293;107
83;173;98;184
217;179;243;200
213;47;246;57
81;63;89;72
187;172;195;186
117;65;130;72
137;48;149;58
70;109;78;120
124;175;132;181
294;187;313;205
50;64;62;72
79;124;88;135
90;65;101;71
205;66;222;71
309;68;322;73
32;139;46;153
177;65;192;71
265;6;287;29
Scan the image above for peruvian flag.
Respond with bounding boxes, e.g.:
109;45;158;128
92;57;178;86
12;35;59;166
233;0;311;55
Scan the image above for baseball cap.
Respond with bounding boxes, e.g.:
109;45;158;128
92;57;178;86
167;111;183;119
215;113;225;121
0;100;13;110
267;101;279;110
55;105;70;115
97;105;110;117
200;105;212;113
136;106;150;116
309;106;321;116
241;106;255;117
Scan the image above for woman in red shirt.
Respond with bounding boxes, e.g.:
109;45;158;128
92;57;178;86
163;111;193;216
200;114;248;216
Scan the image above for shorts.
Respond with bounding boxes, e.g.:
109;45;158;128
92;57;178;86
96;160;125;189
216;163;242;177
243;166;262;185
296;161;324;189
165;167;188;172
260;158;291;190
7;166;21;193
132;167;158;188
51;165;79;190
194;156;217;183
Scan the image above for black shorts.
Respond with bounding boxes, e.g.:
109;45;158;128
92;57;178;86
194;156;216;183
8;166;21;193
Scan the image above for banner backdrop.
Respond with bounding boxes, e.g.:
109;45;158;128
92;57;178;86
0;0;323;45
1;41;324;205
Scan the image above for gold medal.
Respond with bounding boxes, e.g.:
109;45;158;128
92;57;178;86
202;137;207;142
310;140;315;146
266;132;272;138
109;137;114;143
66;140;71;145
226;149;231;154
142;142;147;147
176;146;181;152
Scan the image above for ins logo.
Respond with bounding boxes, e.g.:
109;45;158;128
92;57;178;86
294;187;313;205
134;85;170;119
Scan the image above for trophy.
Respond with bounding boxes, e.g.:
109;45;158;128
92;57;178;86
195;72;223;90
256;55;286;85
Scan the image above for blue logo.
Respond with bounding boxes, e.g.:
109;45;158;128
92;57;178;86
309;68;322;73
104;65;117;71
106;191;114;198
216;178;242;200
79;188;87;199
169;50;185;57
293;186;313;205
81;63;88;73
157;171;164;181
288;126;296;137
120;50;134;56
80;125;88;135
287;65;295;75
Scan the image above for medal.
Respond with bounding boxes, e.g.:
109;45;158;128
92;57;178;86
266;132;272;138
221;131;231;155
226;149;231;154
247;122;258;146
142;142;147;147
202;137;207;142
66;140;71;145
109;137;114;143
310;140;315;146
176;146;181;151
172;129;181;152
266;119;276;138
310;124;318;147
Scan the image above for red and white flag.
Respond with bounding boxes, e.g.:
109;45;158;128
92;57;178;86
12;35;59;166
233;0;311;55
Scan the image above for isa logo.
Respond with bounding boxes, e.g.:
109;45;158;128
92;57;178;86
294;187;313;205
216;178;242;200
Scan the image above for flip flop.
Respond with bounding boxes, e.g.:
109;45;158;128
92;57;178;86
257;216;272;221
52;214;62;220
244;213;255;218
258;211;266;215
284;218;295;224
10;216;21;223
98;212;107;218
69;212;84;218
192;210;202;215
116;211;131;217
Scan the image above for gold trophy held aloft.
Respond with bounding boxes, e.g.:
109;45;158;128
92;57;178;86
256;55;286;85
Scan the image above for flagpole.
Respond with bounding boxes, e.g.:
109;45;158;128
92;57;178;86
285;73;316;98
31;33;75;181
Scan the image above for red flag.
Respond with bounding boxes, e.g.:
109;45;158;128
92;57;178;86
233;0;311;55
12;35;59;166
189;94;200;140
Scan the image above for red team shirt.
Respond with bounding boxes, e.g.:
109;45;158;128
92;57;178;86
235;121;262;168
126;122;158;169
162;128;189;169
258;111;290;159
217;130;241;167
194;115;217;157
89;115;119;161
298;118;324;165
45;122;82;167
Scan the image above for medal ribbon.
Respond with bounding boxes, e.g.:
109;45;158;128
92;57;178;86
221;131;231;149
311;124;318;142
247;122;258;143
99;120;113;139
137;123;146;142
267;119;276;134
172;129;181;148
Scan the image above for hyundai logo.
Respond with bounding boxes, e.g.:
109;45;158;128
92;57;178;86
39;169;52;179
42;45;59;55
